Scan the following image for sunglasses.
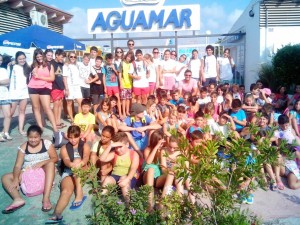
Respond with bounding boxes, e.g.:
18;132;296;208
185;74;192;77
128;43;134;46
171;54;177;56
116;51;123;53
153;51;159;54
69;56;77;59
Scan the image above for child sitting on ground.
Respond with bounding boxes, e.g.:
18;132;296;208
73;98;96;144
186;110;207;142
100;132;140;202
90;125;115;182
47;125;90;223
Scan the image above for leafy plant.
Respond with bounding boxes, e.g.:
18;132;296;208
72;121;294;225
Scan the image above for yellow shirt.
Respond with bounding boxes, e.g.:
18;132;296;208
91;141;104;154
74;112;95;133
120;61;133;89
112;151;131;176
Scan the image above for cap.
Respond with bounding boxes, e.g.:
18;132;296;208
130;103;146;116
262;88;271;96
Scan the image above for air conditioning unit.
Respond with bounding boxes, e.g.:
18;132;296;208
30;11;48;28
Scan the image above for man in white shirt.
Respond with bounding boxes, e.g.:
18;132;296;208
78;53;97;99
201;45;219;87
188;49;201;82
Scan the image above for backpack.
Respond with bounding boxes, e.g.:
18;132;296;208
20;168;45;197
130;116;147;127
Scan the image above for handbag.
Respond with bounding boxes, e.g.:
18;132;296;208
20;168;45;197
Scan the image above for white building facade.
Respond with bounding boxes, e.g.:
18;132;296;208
226;0;300;90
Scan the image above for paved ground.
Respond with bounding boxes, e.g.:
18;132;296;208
0;108;300;224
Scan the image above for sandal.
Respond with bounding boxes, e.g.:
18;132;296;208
45;215;63;224
2;202;25;214
270;182;278;191
42;201;53;212
277;182;285;190
19;131;27;137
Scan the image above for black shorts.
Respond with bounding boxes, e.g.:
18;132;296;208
80;87;90;99
111;174;137;189
28;87;51;95
91;94;105;105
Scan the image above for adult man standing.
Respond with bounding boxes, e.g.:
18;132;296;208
200;45;219;86
127;39;135;53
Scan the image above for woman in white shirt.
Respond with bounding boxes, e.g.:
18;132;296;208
63;52;83;122
160;50;176;92
0;67;13;141
9;51;31;136
218;48;235;84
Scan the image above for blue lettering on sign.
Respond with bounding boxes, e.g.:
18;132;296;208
132;11;148;29
107;11;122;30
91;8;193;32
121;11;135;30
180;9;192;27
91;12;107;31
148;10;165;29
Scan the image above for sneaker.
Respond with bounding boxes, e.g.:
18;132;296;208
242;194;254;204
0;133;7;142
3;133;13;141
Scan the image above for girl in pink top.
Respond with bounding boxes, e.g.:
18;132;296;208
28;49;58;132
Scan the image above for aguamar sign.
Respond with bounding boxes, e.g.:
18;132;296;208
87;0;200;34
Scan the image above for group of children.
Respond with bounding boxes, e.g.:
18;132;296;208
40;77;300;222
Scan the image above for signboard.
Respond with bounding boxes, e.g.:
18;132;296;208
87;4;200;34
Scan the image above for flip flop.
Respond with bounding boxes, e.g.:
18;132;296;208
45;216;63;224
42;202;53;212
69;196;87;211
277;182;285;190
2;203;25;214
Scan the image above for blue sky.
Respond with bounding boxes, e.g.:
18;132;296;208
40;0;251;46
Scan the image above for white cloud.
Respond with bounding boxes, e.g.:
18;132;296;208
64;7;90;38
200;4;243;34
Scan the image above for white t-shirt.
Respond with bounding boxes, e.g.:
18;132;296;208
202;55;217;79
218;57;235;81
189;58;201;79
161;59;176;78
133;60;149;88
147;63;157;83
63;64;81;86
0;68;10;100
9;64;29;99
176;61;187;82
78;62;96;88
211;122;230;138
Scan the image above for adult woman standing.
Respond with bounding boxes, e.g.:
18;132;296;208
114;47;124;71
63;52;82;122
1;125;58;213
160;50;176;93
9;51;31;136
218;48;235;84
28;49;58;132
45;49;54;63
0;66;12;141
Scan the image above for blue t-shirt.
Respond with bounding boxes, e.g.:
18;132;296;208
169;98;184;106
124;115;152;139
230;109;246;131
104;64;118;87
186;125;203;141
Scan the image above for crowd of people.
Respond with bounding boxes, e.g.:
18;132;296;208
1;39;300;224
